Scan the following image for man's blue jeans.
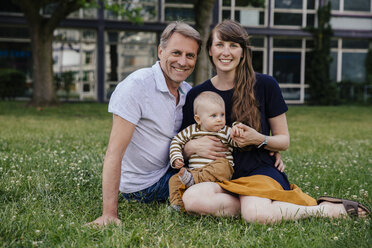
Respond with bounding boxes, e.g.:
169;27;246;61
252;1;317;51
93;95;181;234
121;168;177;203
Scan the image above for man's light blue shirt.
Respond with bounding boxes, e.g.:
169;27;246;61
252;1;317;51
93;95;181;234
108;61;192;193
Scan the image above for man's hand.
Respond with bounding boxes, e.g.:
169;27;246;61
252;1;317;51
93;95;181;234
88;215;121;227
270;151;285;172
184;136;228;160
173;159;184;169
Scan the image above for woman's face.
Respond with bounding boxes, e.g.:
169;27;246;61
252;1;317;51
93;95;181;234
209;32;243;74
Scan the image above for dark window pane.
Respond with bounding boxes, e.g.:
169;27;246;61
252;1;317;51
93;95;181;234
250;38;264;47
307;0;315;9
273;39;302;48
0;1;22;13
275;0;302;9
252;51;263;73
330;52;337;82
165;7;194;22
331;39;338;48
344;0;370;12
0;26;30;39
273;52;301;84
306;39;314;48
342;52;367;82
223;0;231;6
342;39;370;49
306;14;315;27
259;11;264;25
166;0;196;3
331;0;340;10
222;10;231;20
274;13;302;26
281;88;301;100
235;10;240;23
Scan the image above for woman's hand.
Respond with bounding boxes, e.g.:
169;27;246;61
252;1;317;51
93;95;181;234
230;123;264;147
270;151;285;172
183;136;228;160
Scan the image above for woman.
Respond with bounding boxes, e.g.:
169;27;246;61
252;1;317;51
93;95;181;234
181;20;370;223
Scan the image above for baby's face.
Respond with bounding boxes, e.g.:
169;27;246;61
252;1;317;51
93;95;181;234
196;102;226;132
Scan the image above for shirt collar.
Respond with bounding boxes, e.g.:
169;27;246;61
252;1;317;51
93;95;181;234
152;61;187;95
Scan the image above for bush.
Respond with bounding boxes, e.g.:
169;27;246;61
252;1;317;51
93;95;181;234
338;81;372;104
0;69;27;99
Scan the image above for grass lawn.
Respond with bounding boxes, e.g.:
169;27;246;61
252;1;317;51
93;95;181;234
0;101;371;247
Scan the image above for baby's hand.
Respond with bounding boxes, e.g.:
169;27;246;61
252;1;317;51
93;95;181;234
231;125;244;138
173;159;184;169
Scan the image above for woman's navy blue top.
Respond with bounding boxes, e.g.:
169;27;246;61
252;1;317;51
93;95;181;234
181;73;291;190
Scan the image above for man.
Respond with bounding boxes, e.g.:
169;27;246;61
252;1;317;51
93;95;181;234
90;22;202;226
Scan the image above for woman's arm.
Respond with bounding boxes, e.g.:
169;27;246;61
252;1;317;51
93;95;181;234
231;113;289;152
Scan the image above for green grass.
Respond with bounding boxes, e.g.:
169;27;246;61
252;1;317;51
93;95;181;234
0;101;371;247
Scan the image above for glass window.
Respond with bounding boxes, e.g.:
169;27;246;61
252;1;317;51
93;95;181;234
307;14;315;27
0;1;22;13
331;39;338;48
330;52;338;82
0;26;29;39
275;0;302;9
273;52;301;84
0;42;32;84
281;88;301;100
165;7;194;22
307;0;315;9
237;9;264;26
252;51;263;73
250;38;264;47
273;39;302;48
274;13;302;26
342;52;367;82
330;17;372;31
344;0;370;12
223;0;231;6
105;31;157;99
222;10;231;20
342;39;370;49
331;0;340;10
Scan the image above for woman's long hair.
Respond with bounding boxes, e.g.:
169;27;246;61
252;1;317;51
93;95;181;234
206;20;261;131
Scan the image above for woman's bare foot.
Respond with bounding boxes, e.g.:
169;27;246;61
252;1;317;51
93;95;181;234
319;201;368;218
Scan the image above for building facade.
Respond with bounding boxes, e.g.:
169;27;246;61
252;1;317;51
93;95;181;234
0;0;371;103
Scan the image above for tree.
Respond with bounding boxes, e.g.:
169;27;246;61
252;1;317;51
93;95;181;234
305;1;338;105
12;0;86;106
12;0;141;106
193;0;265;85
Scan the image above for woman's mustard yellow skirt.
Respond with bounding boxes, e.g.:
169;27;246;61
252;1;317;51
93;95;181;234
217;175;317;206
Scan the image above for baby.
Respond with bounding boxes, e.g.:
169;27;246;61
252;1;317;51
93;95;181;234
168;91;243;211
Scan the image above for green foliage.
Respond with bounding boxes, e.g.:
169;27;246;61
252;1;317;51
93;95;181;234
0;69;27;99
305;2;339;105
104;0;144;25
54;71;75;100
0;102;371;247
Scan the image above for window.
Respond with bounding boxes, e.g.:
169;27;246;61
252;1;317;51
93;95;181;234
272;0;316;28
221;0;266;26
105;31;157;99
164;0;195;23
53;29;97;100
331;0;371;12
105;0;157;21
330;38;370;83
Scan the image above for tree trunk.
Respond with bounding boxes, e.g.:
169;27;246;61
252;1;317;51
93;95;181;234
29;27;59;106
194;0;216;85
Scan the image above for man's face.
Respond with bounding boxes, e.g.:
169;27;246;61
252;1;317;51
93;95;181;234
158;32;199;86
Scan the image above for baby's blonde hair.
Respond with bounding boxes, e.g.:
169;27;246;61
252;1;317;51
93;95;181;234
193;91;225;115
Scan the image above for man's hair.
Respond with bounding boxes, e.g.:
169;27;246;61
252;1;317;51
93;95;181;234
193;91;225;114
160;22;202;54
